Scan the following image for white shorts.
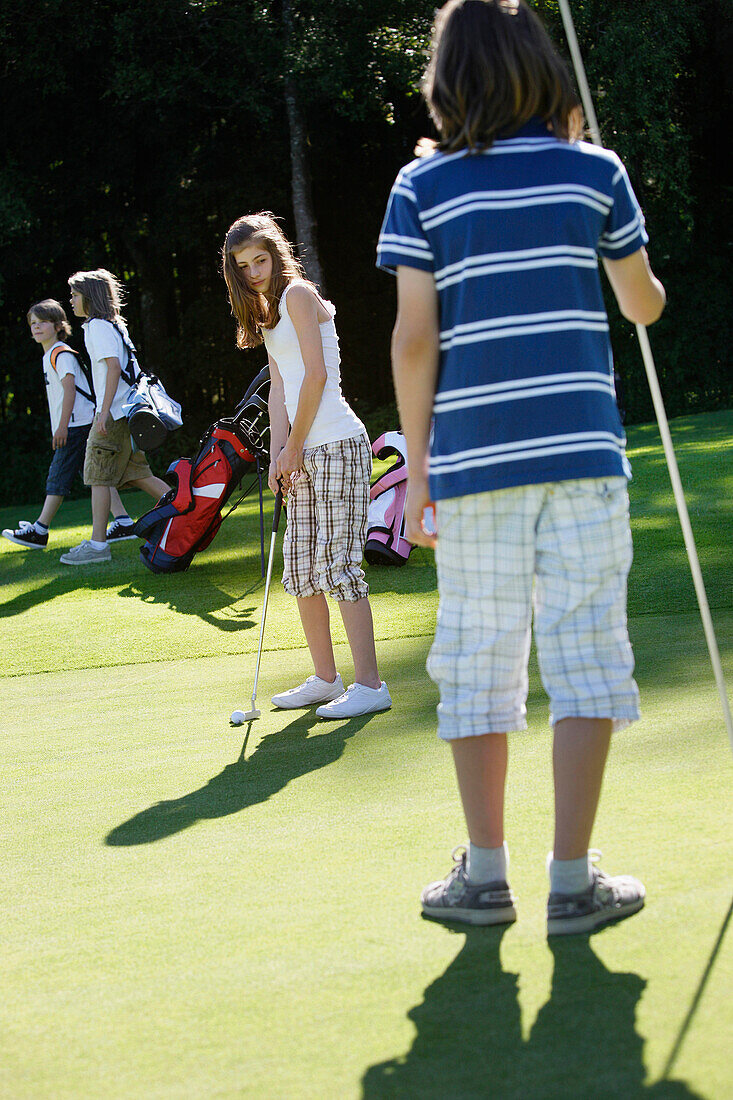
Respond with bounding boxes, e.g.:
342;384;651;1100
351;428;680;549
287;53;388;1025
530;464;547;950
427;477;640;740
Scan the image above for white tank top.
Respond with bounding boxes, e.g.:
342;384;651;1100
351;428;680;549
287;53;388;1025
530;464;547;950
262;282;365;449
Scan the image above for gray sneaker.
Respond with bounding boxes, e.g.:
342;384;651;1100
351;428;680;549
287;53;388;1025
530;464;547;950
59;540;111;565
547;852;645;936
421;847;517;926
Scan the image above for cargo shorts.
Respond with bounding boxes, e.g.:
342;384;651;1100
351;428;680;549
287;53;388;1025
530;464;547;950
83;414;153;488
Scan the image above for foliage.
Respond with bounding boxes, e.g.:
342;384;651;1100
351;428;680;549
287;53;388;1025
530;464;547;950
0;0;729;505
536;0;732;419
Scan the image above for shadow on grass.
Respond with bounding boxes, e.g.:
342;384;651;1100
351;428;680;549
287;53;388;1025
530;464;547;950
661;894;732;1081
366;547;437;596
0;565;112;617
105;711;371;846
0;548;265;628
117;572;263;631
361;930;701;1099
0;565;263;629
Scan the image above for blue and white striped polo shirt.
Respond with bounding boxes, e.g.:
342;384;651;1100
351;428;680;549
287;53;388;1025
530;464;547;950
377;119;648;501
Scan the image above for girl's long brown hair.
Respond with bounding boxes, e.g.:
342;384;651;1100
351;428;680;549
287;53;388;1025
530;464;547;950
222;213;313;349
67;269;126;322
422;0;583;155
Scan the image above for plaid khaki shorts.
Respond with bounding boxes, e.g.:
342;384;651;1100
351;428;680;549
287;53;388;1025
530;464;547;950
83;414;153;488
428;477;640;739
282;433;371;601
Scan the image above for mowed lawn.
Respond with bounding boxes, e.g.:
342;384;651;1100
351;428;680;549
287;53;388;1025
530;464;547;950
1;411;731;1100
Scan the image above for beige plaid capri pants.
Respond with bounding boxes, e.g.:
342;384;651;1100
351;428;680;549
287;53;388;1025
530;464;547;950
282;432;371;602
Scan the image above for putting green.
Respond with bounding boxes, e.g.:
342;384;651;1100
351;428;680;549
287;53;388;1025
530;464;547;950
1;411;731;1098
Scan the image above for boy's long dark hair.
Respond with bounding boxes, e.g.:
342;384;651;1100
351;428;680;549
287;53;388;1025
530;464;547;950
422;0;583;154
68;269;126;323
222;212;313;349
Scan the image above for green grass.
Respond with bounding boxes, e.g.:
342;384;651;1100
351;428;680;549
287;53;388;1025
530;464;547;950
1;411;732;1099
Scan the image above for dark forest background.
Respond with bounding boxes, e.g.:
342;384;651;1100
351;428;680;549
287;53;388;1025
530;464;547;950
1;0;730;504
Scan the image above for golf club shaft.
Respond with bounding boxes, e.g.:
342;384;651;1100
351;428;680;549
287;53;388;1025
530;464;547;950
558;0;733;752
250;489;283;708
634;324;733;743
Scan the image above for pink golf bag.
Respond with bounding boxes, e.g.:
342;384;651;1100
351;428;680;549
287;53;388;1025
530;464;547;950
365;430;413;566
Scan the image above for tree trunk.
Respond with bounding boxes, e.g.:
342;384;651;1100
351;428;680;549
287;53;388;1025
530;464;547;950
282;0;326;291
124;236;173;364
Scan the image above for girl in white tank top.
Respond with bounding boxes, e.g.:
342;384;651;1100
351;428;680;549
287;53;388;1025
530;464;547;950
223;213;391;719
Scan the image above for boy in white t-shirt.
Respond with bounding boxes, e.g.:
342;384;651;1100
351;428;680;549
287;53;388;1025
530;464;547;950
60;269;169;565
2;299;131;550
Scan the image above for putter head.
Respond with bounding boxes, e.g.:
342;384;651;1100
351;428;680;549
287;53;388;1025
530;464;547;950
230;707;261;725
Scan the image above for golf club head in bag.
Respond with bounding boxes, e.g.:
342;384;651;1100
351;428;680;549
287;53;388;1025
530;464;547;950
233;365;270;462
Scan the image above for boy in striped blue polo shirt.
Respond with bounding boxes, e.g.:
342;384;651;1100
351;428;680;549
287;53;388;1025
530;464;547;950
378;0;665;935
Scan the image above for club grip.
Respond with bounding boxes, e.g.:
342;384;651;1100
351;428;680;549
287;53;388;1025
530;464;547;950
272;488;283;533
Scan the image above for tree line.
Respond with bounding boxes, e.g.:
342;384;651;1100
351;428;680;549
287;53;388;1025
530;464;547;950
0;0;729;504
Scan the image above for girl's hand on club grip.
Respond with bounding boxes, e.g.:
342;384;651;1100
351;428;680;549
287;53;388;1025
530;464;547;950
268;461;281;496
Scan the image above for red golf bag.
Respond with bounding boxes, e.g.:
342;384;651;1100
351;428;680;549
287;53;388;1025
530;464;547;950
134;367;270;573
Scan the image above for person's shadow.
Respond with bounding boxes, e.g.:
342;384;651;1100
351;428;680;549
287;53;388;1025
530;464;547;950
117;573;262;631
362;926;522;1098
105;711;370;846
0;567;115;616
361;929;701;1099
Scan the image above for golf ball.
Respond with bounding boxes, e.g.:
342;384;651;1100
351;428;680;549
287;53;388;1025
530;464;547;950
230;710;246;726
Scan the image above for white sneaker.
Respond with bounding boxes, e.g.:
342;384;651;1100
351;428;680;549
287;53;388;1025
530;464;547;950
59;540;111;565
316;681;392;719
271;674;345;709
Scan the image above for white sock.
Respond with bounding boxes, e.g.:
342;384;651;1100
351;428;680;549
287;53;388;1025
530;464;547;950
467;841;508;884
34;521;48;533
548;853;593;895
114;515;133;526
90;539;107;550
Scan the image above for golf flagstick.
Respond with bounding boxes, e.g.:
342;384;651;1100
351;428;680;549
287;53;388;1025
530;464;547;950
231;487;284;728
558;0;733;753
